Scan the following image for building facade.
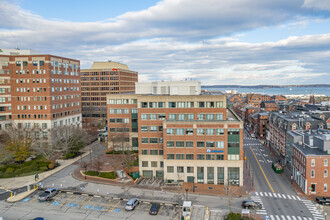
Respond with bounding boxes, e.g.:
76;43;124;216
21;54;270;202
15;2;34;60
0;49;81;133
106;81;244;186
81;61;138;128
292;131;330;196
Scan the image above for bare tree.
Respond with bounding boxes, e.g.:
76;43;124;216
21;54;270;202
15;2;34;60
93;160;103;175
80;161;89;180
50;125;94;157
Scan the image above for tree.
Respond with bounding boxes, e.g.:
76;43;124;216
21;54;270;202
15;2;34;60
80;161;89;180
50;125;94;158
0;123;39;162
93;160;103;175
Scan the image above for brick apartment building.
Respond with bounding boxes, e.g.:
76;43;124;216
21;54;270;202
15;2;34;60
292;130;330;196
107;81;244;186
81;61;138;128
0;49;81;134
268;112;326;163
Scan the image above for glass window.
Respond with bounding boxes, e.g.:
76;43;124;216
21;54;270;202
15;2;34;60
141;138;148;143
159;138;163;144
311;169;315;178
197;114;204;120
177;102;185;108
187;114;194;120
116;118;122;123
198;102;205;108
150;150;158;155
167;154;175;160
176;141;184;148
206;129;214;135
169;114;176;120
197;141;205;148
176;154;184;160
123;109;129;114
325;159;328;167
141;126;148;132
109;109;115;114
141;102;148;108
186;128;193;135
177;114;185;121
216;129;224;135
159;150;163;155
167;141;174;147
197;154;205;160
150;126;157;132
151;161;157;167
149;102;157;108
324;170;328;178
141;114;148;120
311;159;315;167
216;154;224;160
206;141;215;148
206;154;215;160
324;184;328;192
158;102;165;108
177;166;184;173
216;114;223;120
132;108;138;113
216;102;223;108
206;114;214;120
159;126;163;132
217;167;224;184
149;114;157;120
166;128;174;135
187;102;194;108
197;129;204;135
167;166;174;173
176;128;184;135
150;138;158;144
142;161;148;167
207;167;214;184
169;102;176;108
216;141;224;148
186;141;194;148
206;102;215;108
158;114;166;120
186;154;194;160
187;167;194;173
197;167;204;183
142;150;148;155
109;118;116;123
228;167;240;186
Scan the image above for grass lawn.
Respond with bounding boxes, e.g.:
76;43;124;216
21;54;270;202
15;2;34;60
83;171;116;179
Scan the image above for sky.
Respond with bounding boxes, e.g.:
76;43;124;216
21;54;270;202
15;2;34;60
1;0;330;85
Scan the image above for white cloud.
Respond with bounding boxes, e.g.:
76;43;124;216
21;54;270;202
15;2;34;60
303;0;330;11
0;0;329;85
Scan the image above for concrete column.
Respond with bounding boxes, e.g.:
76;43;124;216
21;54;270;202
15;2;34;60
224;166;228;186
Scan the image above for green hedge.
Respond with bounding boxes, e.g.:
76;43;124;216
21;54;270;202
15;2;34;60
106;150;138;155
83;171;116;179
227;212;241;220
0;155;52;178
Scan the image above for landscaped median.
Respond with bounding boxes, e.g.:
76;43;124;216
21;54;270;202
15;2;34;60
83;171;116;179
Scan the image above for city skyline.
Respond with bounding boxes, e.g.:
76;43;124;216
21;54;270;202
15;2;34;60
1;0;330;85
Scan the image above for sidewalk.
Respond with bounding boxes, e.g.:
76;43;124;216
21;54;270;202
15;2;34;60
0;142;97;190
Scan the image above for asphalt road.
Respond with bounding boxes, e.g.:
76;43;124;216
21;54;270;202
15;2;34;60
243;129;325;220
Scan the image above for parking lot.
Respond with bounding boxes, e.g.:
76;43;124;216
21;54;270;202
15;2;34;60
18;190;180;219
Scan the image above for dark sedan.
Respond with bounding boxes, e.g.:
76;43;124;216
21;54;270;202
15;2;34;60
149;203;160;215
242;200;262;209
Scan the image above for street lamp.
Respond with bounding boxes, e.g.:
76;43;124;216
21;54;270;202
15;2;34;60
192;176;195;192
185;188;189;200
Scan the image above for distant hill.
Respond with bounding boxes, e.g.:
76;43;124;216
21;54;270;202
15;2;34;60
202;84;330;89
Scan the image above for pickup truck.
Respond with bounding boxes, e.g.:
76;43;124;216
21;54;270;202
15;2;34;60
38;188;58;201
316;197;330;205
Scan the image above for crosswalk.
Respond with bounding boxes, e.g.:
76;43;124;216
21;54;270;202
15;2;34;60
251;195;267;215
244;143;263;146
254;192;301;201
301;199;325;220
268;215;315;220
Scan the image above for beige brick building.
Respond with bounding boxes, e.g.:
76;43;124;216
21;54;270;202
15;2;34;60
81;61;138;128
106;81;244;186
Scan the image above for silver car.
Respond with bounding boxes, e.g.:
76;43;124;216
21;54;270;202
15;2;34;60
38;188;58;201
125;198;139;211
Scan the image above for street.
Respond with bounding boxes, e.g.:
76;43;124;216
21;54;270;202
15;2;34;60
243;129;325;220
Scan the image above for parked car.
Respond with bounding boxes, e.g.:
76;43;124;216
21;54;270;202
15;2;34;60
38;188;58;201
125;198;139;211
149;203;160;215
242;200;262;209
316;197;330;205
